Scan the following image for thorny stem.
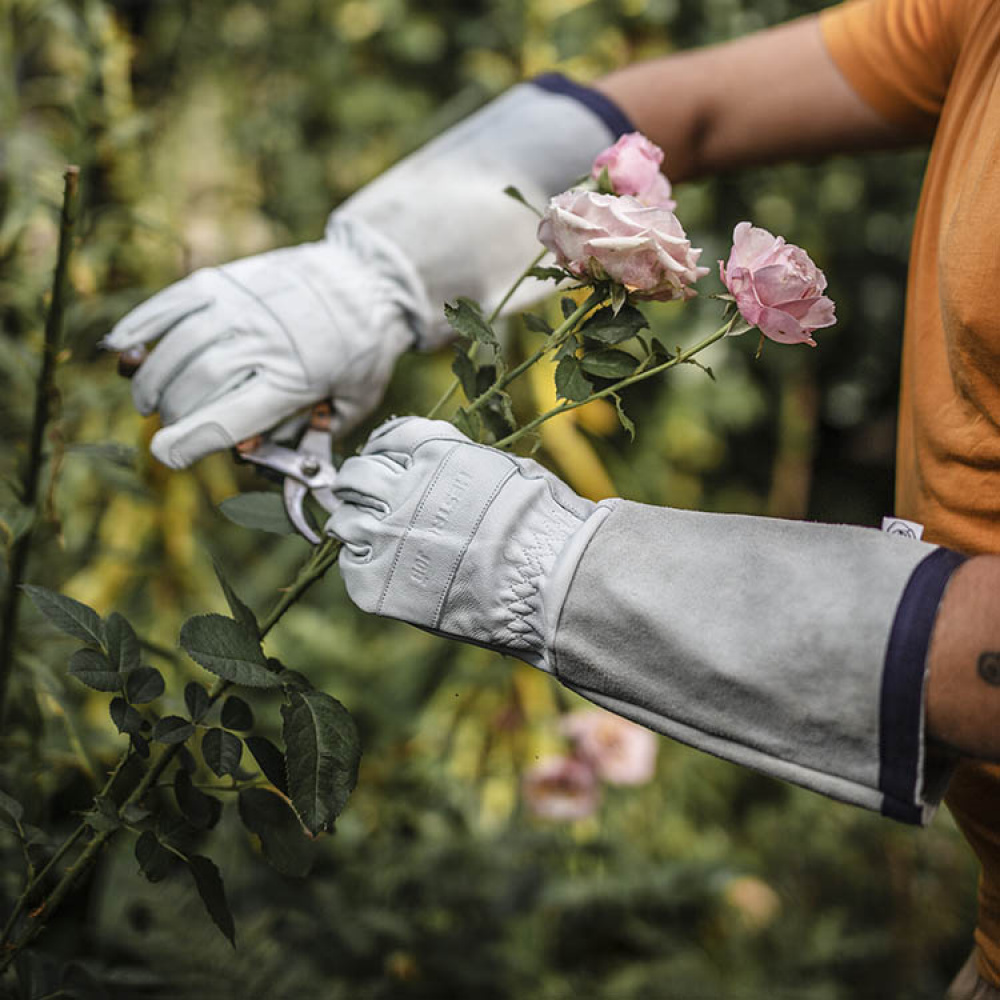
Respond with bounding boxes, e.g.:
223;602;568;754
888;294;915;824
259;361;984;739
425;249;548;420
492;314;737;450
0;167;80;726
465;289;605;420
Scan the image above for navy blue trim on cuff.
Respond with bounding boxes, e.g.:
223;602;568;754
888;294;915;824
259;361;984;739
530;73;635;138
878;546;967;824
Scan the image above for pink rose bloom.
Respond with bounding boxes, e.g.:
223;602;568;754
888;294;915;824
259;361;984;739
591;132;676;209
538;190;708;301
561;709;658;786
720;222;836;346
522;755;600;821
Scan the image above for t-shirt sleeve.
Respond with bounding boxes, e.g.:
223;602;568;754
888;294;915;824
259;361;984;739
820;0;964;132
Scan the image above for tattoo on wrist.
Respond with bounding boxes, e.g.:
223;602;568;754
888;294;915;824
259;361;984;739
978;652;1000;686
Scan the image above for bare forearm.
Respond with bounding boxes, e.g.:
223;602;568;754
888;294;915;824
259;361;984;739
926;556;1000;760
594;16;914;183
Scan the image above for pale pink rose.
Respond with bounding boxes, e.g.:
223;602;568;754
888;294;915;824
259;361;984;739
522;755;600;821
591;132;676;210
538;190;708;301
561;709;658;786
719;222;836;346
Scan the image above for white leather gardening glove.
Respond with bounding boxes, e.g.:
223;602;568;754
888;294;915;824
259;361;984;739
102;221;428;469
329;416;963;825
327;416;599;670
105;77;632;467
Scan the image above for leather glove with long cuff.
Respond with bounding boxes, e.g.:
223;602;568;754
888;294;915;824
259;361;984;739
102;77;631;468
329;417;965;826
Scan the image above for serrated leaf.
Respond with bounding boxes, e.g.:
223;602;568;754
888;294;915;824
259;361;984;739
612;393;636;441
451;407;481;443
86;796;121;833
579;304;649;344
523;313;552;334
184;681;211;722
125;666;164;704
245;736;289;795
203;727;243;777
560;297;578;320
135;830;174;883
554;334;580;362
213;561;259;638
282;690;361;836
153;716;195;745
451;346;479;401
0;789;24;823
187;855;236;946
105;613;140;672
443;297;497;347
131;733;150;758
502;184;541;217
527;266;567;284
221;696;254;732
68;648;120;692
180;614;280;688
218;492;296;535
174;770;221;831
554;355;594;403
580;349;641;379
22;586;104;646
238;788;313;878
122;803;151;825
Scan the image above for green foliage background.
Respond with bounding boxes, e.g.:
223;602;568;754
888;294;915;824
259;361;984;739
0;0;977;996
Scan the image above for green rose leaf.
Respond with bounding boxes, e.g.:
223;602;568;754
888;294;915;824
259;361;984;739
502;184;541;217
0;789;24;824
202;727;243;777
451;407;481;443
105;612;141;672
451;346;479;402
281;689;361;836
218;492;296;535
153;716;195;745
560;296;579;319
527;266;567;284
245;736;289;796
68;648;121;692
110;697;144;735
22;585;104;647
237;788;313;878
125;666;165;704
523;312;553;335
444;297;497;347
184;681;211;722
554;355;594;403
86;795;121;834
611;392;636;441
180;614;280;688
580;349;641;379
174;770;221;831
220;696;254;732
579;304;649;344
187;855;236;947
213;561;259;638
135;830;175;883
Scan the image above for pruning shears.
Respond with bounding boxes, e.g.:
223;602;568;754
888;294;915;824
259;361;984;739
237;403;340;545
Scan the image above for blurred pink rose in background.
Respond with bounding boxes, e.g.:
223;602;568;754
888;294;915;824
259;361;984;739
591;132;676;210
522;755;600;821
720;222;836;346
538;191;708;301
561;709;658;786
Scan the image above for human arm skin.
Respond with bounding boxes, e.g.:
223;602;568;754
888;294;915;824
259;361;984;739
595;15;916;183
927;556;1000;760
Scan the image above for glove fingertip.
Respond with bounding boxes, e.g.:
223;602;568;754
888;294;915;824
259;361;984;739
150;422;234;470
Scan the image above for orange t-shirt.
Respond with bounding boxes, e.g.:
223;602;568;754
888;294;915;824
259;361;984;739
821;0;1000;983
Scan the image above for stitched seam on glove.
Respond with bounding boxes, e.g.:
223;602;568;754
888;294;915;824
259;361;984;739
433;466;517;628
492;501;580;656
215;264;311;375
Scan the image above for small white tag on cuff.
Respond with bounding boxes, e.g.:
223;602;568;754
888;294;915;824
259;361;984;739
881;516;924;540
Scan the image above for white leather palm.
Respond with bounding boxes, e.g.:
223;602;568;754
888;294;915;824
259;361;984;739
327;417;597;670
103;220;428;468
